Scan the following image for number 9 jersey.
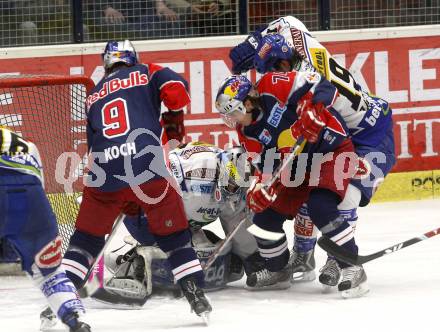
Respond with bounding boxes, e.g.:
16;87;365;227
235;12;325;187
85;63;190;191
262;16;393;148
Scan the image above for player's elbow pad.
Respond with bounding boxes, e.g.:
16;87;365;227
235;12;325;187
160;82;191;110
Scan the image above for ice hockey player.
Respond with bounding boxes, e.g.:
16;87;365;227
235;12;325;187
61;40;211;319
0;126;91;332
215;72;369;298
230;17;396;290
89;142;268;305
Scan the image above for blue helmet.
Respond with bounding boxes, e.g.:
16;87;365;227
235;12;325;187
102;40;139;70
215;75;253;127
254;34;293;74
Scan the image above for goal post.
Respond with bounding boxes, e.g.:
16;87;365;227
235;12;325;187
0;74;95;259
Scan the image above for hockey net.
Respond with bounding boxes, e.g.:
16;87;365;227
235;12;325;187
0;74;95;273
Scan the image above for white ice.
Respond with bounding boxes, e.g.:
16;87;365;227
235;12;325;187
1;199;439;332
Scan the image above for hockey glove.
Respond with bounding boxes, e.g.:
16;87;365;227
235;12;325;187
246;177;279;213
229;28;264;73
291;100;326;143
162;110;185;142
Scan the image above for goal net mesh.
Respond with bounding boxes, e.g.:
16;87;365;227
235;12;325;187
0;74;94;259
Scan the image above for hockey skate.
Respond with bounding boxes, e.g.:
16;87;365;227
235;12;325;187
180;276;212;324
318;256;341;292
245;264;292;291
62;312;91;332
40;306;57;330
289;248;316;282
338;265;369;298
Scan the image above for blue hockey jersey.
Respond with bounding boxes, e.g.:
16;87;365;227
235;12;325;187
85;63;190;191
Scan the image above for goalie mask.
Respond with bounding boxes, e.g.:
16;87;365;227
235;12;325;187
102;39;139;70
216;150;246;206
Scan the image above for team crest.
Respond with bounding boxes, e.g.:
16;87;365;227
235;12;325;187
304;72;321;83
353;157;371;179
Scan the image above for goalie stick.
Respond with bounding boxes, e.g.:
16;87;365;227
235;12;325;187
78;213;125;298
317;226;440;265
203;215;249;271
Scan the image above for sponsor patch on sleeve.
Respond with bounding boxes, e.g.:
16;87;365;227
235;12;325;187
304;72;321;84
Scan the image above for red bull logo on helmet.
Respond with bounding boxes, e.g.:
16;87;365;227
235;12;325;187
224;79;241;98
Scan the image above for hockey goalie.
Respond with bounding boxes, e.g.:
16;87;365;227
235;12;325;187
88;142;275;307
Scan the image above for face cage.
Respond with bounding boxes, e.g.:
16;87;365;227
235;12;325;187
219;100;247;128
103;51;136;69
221;113;238;128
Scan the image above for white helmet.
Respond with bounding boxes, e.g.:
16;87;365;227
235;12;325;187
215;75;253;128
102;40;139;70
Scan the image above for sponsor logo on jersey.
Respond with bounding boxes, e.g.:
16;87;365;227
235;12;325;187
185;168;217;180
190;184;214;194
86;71;149;108
258;128;272;145
35;236;62;269
103;142;137;162
289;28;307;59
180;145;213;159
323;130;336;144
5;153;41;169
363;96;390;127
267;103;287;128
169;160;181;179
310;49;329;78
196;206;221;222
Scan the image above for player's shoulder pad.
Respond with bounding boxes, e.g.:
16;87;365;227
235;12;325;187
256;71;298;105
145;63;164;76
237;124;263;154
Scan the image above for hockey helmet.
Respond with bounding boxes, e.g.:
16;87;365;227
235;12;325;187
102;40;139;70
254;33;294;74
215;75;254;128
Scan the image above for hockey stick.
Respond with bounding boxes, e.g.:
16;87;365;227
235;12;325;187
203;215;249;271
247;137;306;241
78;213;125;298
264;136;306;189
317;226;440;265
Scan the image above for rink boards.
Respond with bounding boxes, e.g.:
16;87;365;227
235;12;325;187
0;25;439;202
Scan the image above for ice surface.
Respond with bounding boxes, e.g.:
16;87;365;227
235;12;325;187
1;199;439;332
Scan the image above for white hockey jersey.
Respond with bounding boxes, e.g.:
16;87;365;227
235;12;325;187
168;142;257;259
261;16;393;147
0;127;44;183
